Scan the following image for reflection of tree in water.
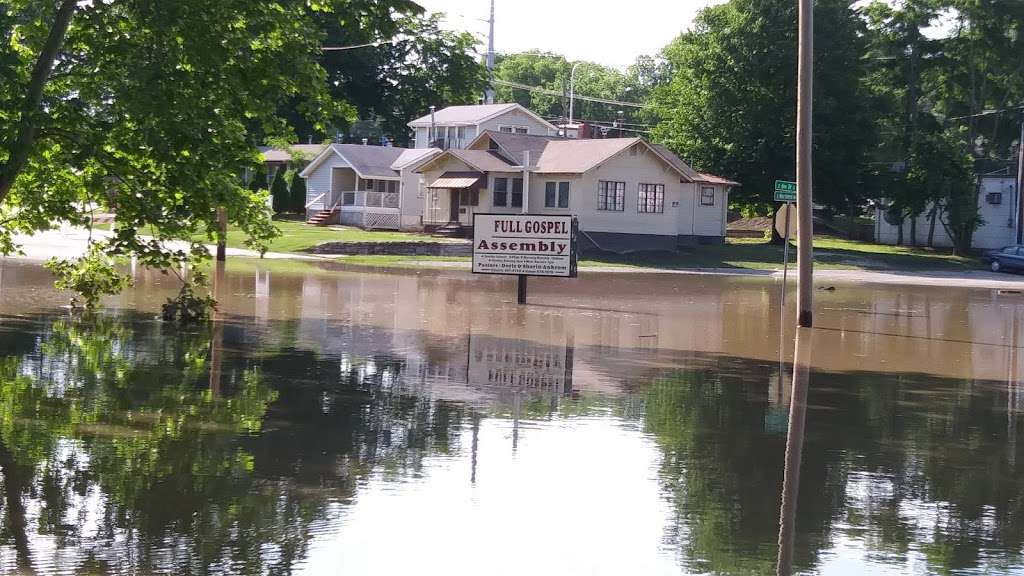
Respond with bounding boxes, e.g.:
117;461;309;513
641;358;1024;575
0;314;468;575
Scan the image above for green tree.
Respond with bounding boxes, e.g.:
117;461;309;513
0;0;383;310
290;170;308;214
281;11;488;145
493;51;645;126
270;169;289;214
863;1;1021;249
649;0;879;214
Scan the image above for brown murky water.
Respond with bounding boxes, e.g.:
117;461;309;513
0;258;1021;575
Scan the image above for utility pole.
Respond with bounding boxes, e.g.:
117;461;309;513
568;62;581;127
484;0;496;104
795;0;814;328
1016;109;1023;244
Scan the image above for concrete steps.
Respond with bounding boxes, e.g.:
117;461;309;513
307;208;336;226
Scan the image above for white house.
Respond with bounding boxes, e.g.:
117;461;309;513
299;144;440;230
415;130;738;250
875;175;1019;250
408;103;558;150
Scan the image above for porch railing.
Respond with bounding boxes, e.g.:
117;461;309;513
305;192;326;210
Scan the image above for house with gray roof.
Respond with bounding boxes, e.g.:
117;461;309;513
408;103;558;150
299;144;440;230
415;130;739;250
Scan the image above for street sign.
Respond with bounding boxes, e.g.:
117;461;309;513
472;213;578;278
775;180;797;203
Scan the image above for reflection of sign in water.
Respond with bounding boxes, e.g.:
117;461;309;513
472;214;578;278
468;334;573;394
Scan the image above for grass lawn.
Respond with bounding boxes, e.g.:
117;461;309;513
271;236;979;273
580;236;981;272
206;219;437;253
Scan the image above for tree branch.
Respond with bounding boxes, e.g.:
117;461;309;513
0;0;78;203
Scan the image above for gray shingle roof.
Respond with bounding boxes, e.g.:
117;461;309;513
408;103;520;127
533;138;640;173
258;144;328;163
391;148;441;170
481;130;558;165
446;149;518;172
331;144;407;179
650;144;701;181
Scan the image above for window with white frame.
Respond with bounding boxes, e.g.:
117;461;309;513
511;178;523;208
500;125;529;134
597;181;625;211
637;183;665;213
545;181;570;208
362;178;374;191
493;177;508;207
700;186;715;206
493;177;524;208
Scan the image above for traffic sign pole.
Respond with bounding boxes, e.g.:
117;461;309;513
782;205;791;304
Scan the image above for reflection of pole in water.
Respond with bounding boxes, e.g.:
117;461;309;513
208;259;226;396
470;412;481;485
1010;308;1020;468
777;327;813;576
512;389;521;452
564;328;575;396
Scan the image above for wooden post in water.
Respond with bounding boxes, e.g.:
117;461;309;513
216;206;227;262
208;258;226;396
795;0;814;328
517;274;527;305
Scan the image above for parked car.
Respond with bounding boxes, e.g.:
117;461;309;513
983;245;1024;273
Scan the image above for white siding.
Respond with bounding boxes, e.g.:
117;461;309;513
414;128;429;149
875;177;1017;250
478;109;555;136
538;145;686;238
692;184;727;236
303;153;348;211
485;172;527;214
399;167;425;230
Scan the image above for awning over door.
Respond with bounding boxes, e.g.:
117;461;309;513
428;171;483;189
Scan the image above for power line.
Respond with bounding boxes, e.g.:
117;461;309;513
493;79;646;108
321;40;393;51
950;105;1024;121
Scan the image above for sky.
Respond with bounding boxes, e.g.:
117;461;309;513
413;0;725;70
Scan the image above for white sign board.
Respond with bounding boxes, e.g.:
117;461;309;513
472;214;578;278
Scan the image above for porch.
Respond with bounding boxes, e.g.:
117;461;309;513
306;167;402;229
424;172;484;235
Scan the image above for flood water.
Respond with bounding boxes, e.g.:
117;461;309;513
0;258;1022;575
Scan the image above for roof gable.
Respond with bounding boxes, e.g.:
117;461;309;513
649;144;700;182
300;144;414;179
416;148;517;174
408;103;557;131
469;130;557;166
391;148;441;170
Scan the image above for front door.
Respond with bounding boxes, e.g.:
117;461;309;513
449;189;460;223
